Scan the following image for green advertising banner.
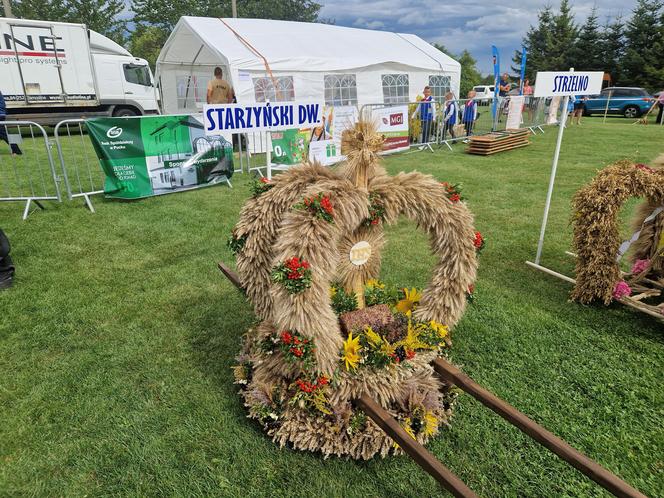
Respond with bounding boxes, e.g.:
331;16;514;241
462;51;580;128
87;115;234;199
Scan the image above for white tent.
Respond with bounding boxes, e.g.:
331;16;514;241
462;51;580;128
156;17;461;114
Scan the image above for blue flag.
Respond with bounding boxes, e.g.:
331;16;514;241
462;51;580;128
491;45;500;120
519;47;527;95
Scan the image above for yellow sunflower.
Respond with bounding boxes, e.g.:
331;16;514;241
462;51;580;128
342;331;362;370
395;287;422;315
366;279;385;289
423;411;439;437
364;326;382;347
429;320;449;339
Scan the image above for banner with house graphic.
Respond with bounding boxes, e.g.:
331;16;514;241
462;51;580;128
87;114;234;199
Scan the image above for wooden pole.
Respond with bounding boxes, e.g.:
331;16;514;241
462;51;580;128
354;394;477;497
2;0;13;17
432;358;647;498
217;261;243;291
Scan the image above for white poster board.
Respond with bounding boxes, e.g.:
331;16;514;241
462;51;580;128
534;71;603;98
506;96;525;130
374;105;409;154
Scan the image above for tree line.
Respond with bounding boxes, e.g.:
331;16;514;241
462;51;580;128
8;0;323;68
513;0;664;91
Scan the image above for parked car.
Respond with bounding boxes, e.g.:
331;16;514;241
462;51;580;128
582;87;654;118
472;85;495;105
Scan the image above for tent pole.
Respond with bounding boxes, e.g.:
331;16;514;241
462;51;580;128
232;0;237;17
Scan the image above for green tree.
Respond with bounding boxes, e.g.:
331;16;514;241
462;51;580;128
602;16;626;86
131;0;322;31
622;0;664;90
512;5;556;80
129;25;169;71
549;0;579;70
11;0;126;43
433;44;482;97
457;50;482;97
572;6;603;71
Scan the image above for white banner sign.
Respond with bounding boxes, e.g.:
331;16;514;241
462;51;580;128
205;102;323;135
534;71;603;98
506;96;525;130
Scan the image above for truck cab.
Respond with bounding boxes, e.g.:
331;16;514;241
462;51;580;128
88;30;159;117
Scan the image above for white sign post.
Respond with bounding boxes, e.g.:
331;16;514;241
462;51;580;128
528;69;603;270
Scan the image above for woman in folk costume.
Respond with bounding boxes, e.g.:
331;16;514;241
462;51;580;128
462;91;478;138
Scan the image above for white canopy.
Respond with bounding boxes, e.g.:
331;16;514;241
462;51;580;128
156;17;461;113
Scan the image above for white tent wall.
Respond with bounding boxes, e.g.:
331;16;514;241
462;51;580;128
156;17;461;115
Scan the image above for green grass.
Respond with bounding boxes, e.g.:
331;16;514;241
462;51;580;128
1;118;663;497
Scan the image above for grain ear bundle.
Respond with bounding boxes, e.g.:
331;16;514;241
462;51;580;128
229;120;479;458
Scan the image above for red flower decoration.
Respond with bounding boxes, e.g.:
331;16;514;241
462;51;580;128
260;177;270;184
406;350;416;360
450;193;461;203
280;331;293;344
635;164;655;174
474;231;483;248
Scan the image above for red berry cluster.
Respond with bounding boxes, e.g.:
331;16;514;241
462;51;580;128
474;231;484;250
295;375;329;393
635;163;655;174
285;257;310;280
389;346;415;363
300;193;335;222
441;181;463;203
280;330;311;358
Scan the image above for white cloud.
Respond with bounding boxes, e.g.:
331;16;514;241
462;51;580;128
320;0;640;73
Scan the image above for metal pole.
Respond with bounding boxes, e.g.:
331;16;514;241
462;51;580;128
602;90;612;124
534;93;569;264
231;0;237;17
2;0;13;17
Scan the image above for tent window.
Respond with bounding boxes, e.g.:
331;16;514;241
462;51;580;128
428;75;451;100
382;74;409;104
176;74;208;109
253;76;295;102
324;74;357;105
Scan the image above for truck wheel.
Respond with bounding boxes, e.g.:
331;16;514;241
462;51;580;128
623;106;640;118
583;106;591;116
113;107;139;118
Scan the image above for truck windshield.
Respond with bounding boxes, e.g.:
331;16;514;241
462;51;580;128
123;64;152;87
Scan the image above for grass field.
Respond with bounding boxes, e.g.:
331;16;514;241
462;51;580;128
1;118;663;497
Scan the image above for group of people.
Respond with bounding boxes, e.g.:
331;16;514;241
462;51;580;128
412;86;479;144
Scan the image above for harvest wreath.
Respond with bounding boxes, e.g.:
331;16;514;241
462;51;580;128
571;158;664;319
228;120;480;459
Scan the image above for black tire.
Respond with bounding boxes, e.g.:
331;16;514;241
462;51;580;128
112;107;139;118
623;105;641;118
583;105;591;116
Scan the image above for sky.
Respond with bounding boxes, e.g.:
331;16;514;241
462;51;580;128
320;0;638;74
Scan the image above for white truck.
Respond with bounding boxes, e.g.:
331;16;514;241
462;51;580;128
1;18;159;124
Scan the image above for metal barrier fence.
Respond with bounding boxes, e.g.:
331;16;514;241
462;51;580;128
360;97;550;153
0;120;62;219
54;119;105;213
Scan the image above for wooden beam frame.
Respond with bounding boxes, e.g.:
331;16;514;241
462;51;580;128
354;395;476;497
217;261;647;497
432;358;647;498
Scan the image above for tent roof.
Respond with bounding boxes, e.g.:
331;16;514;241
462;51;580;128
158;17;460;74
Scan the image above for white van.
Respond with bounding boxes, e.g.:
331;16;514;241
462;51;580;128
472;85;495;105
1;18;160;124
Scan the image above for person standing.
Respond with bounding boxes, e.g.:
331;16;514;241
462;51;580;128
523;78;534;123
462;91;478;139
207;67;235;104
441;92;457;142
572;94;586;125
497;72;510;120
0;91;22;156
656;90;664;125
412;86;436;144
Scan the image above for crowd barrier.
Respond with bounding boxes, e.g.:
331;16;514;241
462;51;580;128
0;121;62;219
1;102;557;219
54;119;105;213
360;97;550;154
